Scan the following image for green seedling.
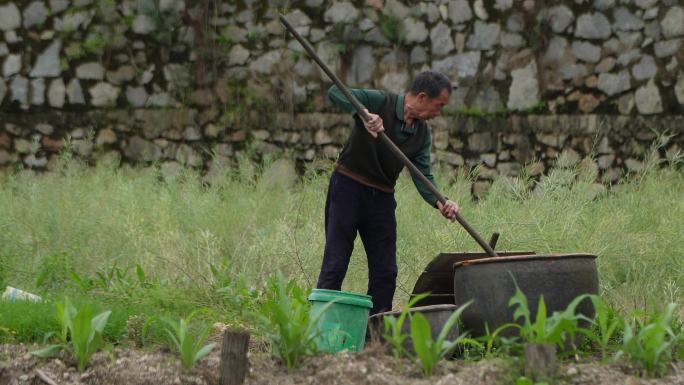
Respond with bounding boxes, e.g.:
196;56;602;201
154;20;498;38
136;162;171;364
410;301;473;376
509;284;591;350
258;273;328;372
71;306;112;371
382;293;429;359
617;303;683;377
32;298;111;372
585;295;624;361
475;321;521;358
55;298;77;343
158;311;216;371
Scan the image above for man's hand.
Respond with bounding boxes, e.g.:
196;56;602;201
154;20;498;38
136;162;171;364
362;109;384;138
437;200;459;221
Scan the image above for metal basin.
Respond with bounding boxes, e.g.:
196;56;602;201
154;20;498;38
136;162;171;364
368;304;460;354
410;251;536;306
452;253;598;337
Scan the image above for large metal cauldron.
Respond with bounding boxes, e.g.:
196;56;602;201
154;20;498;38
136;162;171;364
410;251;536;306
453;253;598;336
411;252;598;337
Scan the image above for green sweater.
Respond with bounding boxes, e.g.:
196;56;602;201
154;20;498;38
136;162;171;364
328;85;440;207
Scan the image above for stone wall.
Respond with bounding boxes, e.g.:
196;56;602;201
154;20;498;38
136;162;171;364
0;0;683;188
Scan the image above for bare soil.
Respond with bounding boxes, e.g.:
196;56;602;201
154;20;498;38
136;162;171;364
1;343;683;385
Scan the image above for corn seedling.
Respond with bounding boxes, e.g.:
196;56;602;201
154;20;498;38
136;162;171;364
258;273;326;372
32;298;111;372
617;303;683;377
71;305;112;371
509;285;591;350
475;321;521;358
158;311;216;371
585;295;624;361
382;293;429;359
54;297;77;343
410;301;474;376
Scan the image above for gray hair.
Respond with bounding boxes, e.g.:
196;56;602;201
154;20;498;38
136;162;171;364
409;71;452;98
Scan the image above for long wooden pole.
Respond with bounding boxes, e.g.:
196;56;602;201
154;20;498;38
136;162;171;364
279;15;497;258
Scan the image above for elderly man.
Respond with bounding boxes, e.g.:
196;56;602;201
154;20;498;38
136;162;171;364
316;70;460;315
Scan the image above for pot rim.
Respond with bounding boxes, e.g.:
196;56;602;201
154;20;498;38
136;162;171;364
453;252;597;270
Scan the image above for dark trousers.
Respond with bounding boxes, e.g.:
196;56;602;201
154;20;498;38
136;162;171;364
316;171;397;315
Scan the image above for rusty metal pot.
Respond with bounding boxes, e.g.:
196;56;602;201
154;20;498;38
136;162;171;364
452;253;598;337
410;251;536;306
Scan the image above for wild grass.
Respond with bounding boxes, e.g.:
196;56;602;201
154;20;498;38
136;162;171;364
0;155;682;319
0;297;166;344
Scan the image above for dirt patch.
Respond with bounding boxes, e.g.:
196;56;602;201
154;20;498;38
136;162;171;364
1;343;682;385
557;362;684;385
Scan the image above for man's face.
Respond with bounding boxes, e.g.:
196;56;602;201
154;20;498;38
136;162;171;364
415;88;450;120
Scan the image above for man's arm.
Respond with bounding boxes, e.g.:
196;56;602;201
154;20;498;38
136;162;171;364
411;130;459;220
411;129;440;207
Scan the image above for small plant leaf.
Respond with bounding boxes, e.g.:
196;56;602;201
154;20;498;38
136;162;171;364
91;310;112;334
193;342;217;362
382;292;430;359
135;264;146;285
31;344;64;358
410;313;434;376
436;301;471;347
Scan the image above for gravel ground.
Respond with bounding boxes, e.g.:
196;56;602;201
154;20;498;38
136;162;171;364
1;343;682;385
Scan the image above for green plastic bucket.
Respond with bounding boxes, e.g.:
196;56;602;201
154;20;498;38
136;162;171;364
308;289;373;353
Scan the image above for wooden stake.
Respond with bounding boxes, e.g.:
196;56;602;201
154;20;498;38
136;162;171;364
524;343;557;382
219;329;250;385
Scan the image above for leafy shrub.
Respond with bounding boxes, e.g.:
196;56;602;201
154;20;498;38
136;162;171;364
410;301;473;376
159;311;216;371
257;274;322;372
617;303;683;376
